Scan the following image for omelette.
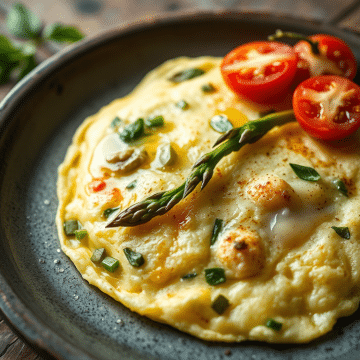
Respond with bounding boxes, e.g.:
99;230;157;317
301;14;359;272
56;56;360;343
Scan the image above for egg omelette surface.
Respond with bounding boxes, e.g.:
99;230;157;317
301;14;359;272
57;56;360;343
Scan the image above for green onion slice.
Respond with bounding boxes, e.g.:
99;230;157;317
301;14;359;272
290;163;321;182
169;68;205;83
91;248;106;263
176;100;189;110
205;268;226;286
211;294;230;315
210;115;233;133
331;226;350;239
266;318;282;331
120;118;144;143
103;207;120;219
74;229;88;240
126;180;137;190
123;248;145;267
145;115;164;127
210;218;223;245
181;272;197;280
333;179;348;197
101;256;120;272
63;219;81;236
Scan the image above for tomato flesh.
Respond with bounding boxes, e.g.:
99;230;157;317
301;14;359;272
293;75;360;140
221;41;297;104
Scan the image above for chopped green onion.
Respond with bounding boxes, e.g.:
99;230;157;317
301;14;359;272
126;180;137;190
290;163;321;182
266;318;282;331
210;218;223;245
201;83;216;93
181;272;197;280
119;118;144;143
123;248;145;267
110;116;121;128
101;256;120;272
63;219;81;236
176;100;189;110
74;229;88;240
333;179;348;197
210;115;233;133
145;115;164;127
205;268;226;286
211;294;230;315
155;143;177;167
91;248;106;263
169;68;205;83
331;226;350;239
103;207;120;219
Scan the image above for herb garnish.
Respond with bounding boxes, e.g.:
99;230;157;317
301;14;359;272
110;116;122;128
74;229;88;240
266;318;283;331
210;218;223;245
123;248;145;267
176;100;189;110
101;256;120;272
145;115;164;128
169;68;205;83
205;268;226;286
210;115;233;133
103;207;120;219
63;219;81;236
126;180;137;190
333;179;348;197
331;226;350;239
290;163;321;182
211;295;230;314
91;248;106;263
181;272;197;280
120;118;145;143
202;83;216;93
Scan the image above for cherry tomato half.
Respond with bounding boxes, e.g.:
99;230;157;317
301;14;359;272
294;34;357;85
220;41;297;104
293;75;360;141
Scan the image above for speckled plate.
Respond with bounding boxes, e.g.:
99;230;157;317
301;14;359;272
2;10;360;360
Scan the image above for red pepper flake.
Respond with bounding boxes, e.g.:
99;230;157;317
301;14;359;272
88;179;106;192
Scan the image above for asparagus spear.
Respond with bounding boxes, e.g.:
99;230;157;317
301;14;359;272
106;110;295;227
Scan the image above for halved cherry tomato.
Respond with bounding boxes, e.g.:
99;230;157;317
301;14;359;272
294;34;357;85
293;75;360;140
220;41;297;104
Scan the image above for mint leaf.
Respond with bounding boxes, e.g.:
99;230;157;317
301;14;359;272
290;163;321;182
44;23;84;43
6;3;42;39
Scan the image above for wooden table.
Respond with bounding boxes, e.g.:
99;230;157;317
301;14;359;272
1;0;360;358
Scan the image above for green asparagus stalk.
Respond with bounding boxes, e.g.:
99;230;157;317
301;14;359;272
106;110;295;227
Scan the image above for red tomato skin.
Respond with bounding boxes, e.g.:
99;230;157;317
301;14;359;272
293;75;360;141
220;41;297;104
294;34;357;84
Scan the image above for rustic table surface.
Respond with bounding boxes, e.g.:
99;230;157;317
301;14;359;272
1;0;360;359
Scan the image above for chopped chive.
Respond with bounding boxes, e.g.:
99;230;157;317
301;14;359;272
63;219;81;236
205;268;226;286
211;294;230;315
169;68;205;83
181;272;197;280
110;116;121;128
176;100;189;110
210;115;233;133
145;115;164;127
210;218;223;245
331;226;350;239
126;180;137;190
201;83;216;93
101;256;120;272
74;229;88;240
103;207;120;219
119;118;144;143
91;248;106;263
290;163;321;182
266;318;282;331
333;179;348;197
123;248;145;267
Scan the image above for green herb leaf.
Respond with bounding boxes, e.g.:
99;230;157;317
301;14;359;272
210;218;223;245
74;229;88;240
126;180;137;190
63;219;81;236
205;268;226;286
169;68;205;83
201;83;216;93
91;248;106;263
290;163;321;182
7;3;42;39
123;248;145;267
211;294;230;315
44;23;84;43
145;115;164;128
266;318;282;331
120;118;145;143
101;256;120;272
210;115;233;133
110;116;122;128
181;272;197;280
333;179;348;197
103;207;120;219
176;100;189;110
331;226;350;239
